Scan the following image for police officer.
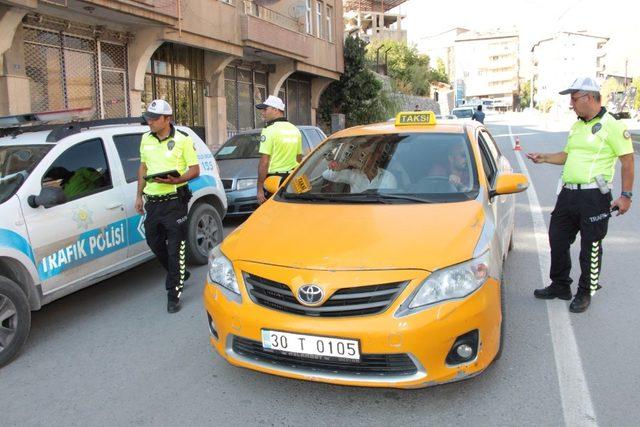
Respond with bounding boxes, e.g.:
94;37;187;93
255;95;302;204
527;77;634;313
135;100;200;313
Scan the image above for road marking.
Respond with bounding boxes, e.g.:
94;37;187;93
508;124;598;426
492;132;538;138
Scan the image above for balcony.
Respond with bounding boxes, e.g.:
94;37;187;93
79;0;179;25
240;0;311;60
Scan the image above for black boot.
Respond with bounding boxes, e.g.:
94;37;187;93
534;284;572;300
569;291;591;313
167;296;182;313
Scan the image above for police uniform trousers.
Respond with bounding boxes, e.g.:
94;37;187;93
549;187;612;295
144;195;188;301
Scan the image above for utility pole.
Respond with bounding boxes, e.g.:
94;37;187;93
624;58;628;89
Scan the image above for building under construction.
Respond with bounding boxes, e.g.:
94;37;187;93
344;0;408;43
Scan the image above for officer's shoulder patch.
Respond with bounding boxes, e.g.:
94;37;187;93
260;135;267;143
176;128;189;137
591;122;602;134
623;129;631;139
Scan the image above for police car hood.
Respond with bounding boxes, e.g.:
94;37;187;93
222;200;484;271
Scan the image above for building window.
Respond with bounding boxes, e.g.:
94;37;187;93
143;43;205;133
316;1;323;38
23;22;129;119
326;5;333;42
305;0;313;34
224;64;269;134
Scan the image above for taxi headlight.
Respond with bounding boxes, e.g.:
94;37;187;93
236;178;257;191
208;245;240;295
407;251;491;310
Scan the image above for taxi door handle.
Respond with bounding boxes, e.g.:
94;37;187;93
105;202;124;210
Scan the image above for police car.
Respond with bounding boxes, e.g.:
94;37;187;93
0;112;227;367
204;111;528;388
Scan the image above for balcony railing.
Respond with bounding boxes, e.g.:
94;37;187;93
242;0;302;33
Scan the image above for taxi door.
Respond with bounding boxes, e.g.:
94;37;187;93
20;137;127;296
477;129;512;258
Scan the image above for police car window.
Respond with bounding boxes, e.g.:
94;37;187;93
42;138;112;201
301;132;313;154
477;133;497;186
214;133;261;160
0;145;53;204
113;133;143;183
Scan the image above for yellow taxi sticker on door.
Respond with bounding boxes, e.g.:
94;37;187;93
395;111;436;126
291;174;311;193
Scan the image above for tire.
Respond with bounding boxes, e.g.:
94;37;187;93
186;202;224;265
0;276;31;368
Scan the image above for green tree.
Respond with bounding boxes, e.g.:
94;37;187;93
318;37;397;128
631;76;640;110
520;80;531;109
365;40;448;97
600;77;624;105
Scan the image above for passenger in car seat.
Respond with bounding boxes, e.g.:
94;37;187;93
322;157;397;193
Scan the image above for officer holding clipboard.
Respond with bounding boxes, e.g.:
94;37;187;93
135;100;200;313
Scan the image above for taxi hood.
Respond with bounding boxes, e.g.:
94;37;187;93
222;199;485;271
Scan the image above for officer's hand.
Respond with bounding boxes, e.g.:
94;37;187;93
526;152;544;163
611;197;632;215
155;175;180;184
135;196;144;214
257;190;267;205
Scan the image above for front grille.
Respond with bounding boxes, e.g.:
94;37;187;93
232;336;417;376
244;273;406;317
221;179;233;190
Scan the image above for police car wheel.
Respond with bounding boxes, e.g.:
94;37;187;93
186;202;223;265
0;277;31;368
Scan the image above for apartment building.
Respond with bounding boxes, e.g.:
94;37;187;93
531;31;608;110
417;27;468;82
0;0;343;146
454;29;519;109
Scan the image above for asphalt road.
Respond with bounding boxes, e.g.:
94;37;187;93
2;112;638;426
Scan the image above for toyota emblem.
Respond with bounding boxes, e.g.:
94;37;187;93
297;285;324;306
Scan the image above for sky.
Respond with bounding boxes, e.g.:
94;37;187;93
391;0;640;76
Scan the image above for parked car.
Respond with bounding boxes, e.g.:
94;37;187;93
451;106;475;119
204;111;528;388
0;116;227;367
215;126;326;216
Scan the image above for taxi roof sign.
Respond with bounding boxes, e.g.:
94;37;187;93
395;111;436;126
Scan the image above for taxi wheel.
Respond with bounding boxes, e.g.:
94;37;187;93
186;202;223;265
0;277;31;368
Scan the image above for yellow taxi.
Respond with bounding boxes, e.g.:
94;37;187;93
203;111;528;388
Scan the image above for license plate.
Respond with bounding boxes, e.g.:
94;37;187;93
261;330;360;361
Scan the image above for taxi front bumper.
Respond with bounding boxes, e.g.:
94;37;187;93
203;273;502;389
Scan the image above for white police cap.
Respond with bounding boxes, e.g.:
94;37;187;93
144;99;173;119
559;77;600;95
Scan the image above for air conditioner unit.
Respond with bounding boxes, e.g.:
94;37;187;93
40;0;68;6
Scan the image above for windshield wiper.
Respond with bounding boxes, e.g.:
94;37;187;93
282;193;346;202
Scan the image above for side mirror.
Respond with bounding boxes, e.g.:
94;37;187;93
28;187;67;209
490;173;529;198
263;175;283;195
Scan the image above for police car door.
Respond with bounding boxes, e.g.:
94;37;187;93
111;131;151;259
20;137;127;295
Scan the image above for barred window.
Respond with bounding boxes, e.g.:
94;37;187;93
224;64;269;134
23;23;129;119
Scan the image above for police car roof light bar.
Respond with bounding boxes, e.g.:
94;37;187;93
0;116;148;141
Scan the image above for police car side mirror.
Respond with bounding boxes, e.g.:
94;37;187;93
28;187;67;209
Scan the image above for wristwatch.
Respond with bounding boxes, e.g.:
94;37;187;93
621;191;633;199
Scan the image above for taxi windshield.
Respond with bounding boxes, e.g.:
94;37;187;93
281;133;478;204
0;144;53;204
214;133;261;160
